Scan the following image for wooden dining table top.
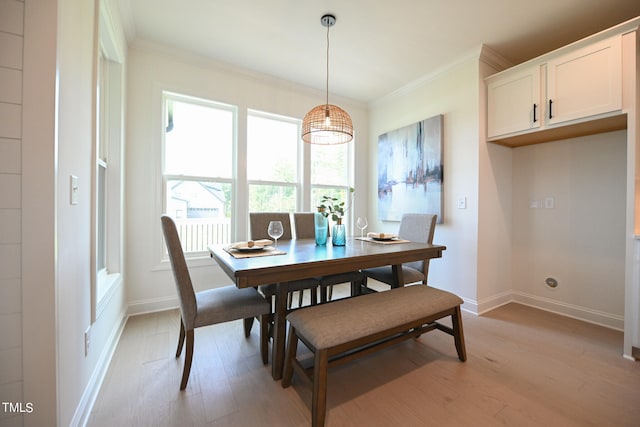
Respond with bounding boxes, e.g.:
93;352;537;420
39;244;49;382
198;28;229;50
209;237;446;288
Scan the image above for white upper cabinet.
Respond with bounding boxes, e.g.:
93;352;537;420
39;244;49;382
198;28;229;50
486;30;626;146
487;66;541;138
546;35;622;126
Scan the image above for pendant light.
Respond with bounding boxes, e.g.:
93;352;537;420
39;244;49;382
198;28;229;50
301;14;354;145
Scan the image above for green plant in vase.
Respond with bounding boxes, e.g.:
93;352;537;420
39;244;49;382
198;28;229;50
318;188;354;246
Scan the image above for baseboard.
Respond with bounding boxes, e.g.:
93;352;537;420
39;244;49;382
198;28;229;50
127;295;179;316
632;346;640;360
461;290;623;331
511;291;624;331
72;306;128;427
457;291;513;316
475;291;514;315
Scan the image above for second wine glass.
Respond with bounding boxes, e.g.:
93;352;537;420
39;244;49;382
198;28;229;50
356;216;368;239
267;220;284;248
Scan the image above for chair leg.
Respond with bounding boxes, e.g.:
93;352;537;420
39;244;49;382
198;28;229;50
287;292;293;309
180;329;194;390
176;318;186;357
319;285;329;303
452;306;467;362
312;349;329;427
298;290;304;307
243;317;254;338
358;276;369;295
259;314;269;365
282;325;299;388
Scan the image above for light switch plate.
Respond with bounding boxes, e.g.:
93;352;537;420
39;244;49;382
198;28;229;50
70;175;78;205
457;196;467;209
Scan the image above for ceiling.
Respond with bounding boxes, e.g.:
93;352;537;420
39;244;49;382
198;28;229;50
116;0;640;103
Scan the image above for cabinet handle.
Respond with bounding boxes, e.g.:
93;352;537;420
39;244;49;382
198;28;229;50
533;104;537;123
548;99;553;119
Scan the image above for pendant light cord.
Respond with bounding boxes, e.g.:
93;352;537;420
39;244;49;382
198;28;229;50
325;22;330;107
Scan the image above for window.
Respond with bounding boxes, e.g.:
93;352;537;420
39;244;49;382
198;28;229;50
159;93;353;259
163;93;235;253
92;5;124;320
310;143;351;211
247;111;300;212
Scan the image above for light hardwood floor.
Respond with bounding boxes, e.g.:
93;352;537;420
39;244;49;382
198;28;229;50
88;285;640;426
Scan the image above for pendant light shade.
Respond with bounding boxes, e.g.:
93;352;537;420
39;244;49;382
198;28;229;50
302;14;354;145
301;104;353;144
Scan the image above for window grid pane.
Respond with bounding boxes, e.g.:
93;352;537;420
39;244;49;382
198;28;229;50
310;143;348;186
165;99;233;178
163;94;235;251
249;183;297;212
166;179;232;250
247;113;298;182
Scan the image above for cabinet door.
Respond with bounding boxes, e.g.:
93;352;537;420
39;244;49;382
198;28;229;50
487;66;541;139
546;35;621;126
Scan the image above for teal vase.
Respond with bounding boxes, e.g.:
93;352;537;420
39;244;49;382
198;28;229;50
314;211;328;245
332;223;346;246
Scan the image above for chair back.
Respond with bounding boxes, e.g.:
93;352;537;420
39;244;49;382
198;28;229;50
293;212;316;239
161;215;197;330
398;213;437;279
249;212;293;241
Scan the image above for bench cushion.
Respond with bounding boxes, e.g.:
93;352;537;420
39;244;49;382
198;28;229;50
286;285;463;349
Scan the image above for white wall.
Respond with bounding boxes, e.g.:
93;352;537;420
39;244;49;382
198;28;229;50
511;131;627;328
20;0;128;425
125;45;369;314
21;0;58;424
368;54;482;305
367;47;627;329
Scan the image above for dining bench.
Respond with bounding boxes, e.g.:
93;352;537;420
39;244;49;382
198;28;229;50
281;284;466;427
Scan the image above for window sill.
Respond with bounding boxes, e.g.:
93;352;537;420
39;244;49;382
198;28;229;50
96;272;122;319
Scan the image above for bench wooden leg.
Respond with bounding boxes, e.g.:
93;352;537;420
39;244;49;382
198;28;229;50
313;349;329;427
452;305;467;361
282;325;298;388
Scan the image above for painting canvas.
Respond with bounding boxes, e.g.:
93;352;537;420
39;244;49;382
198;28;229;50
377;115;443;222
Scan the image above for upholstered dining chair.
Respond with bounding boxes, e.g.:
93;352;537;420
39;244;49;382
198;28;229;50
293;212;365;302
292;211;316;240
361;213;438;292
249;212;319;309
249;212;293;241
161;215;271;390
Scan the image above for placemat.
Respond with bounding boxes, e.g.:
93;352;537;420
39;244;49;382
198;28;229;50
224;246;287;259
355;237;411;244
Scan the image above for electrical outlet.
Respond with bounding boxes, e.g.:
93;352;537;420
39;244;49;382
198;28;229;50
84;327;91;356
544;197;555;209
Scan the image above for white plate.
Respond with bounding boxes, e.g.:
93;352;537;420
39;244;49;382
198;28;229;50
234;245;267;252
371;236;397;241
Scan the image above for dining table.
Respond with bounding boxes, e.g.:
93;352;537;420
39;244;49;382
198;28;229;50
208;237;446;380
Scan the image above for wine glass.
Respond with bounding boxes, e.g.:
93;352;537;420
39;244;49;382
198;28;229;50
267;220;284;248
356;216;368;239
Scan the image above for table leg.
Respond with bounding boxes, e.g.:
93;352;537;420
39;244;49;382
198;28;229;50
391;264;405;288
272;282;288;380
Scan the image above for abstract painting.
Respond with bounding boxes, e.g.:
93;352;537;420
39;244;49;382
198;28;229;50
377;115;443;222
